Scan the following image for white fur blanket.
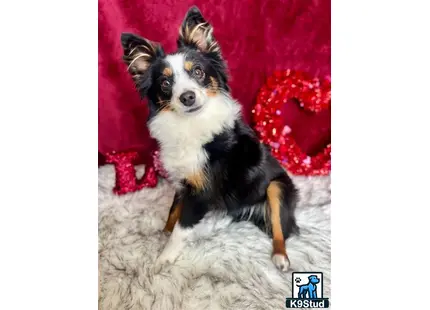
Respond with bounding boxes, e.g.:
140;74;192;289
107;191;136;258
99;165;331;310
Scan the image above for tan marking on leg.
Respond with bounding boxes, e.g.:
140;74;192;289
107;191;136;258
163;67;173;76
163;201;183;233
185;170;207;191
207;76;219;97
267;181;287;257
184;61;193;71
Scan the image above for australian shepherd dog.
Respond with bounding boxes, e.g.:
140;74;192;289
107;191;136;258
120;6;299;271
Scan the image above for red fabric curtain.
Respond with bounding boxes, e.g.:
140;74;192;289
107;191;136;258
98;0;331;163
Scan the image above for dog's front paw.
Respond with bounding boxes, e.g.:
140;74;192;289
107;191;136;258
152;257;171;274
152;250;178;274
152;260;167;274
272;254;290;272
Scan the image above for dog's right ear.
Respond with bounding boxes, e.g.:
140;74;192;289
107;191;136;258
120;33;164;91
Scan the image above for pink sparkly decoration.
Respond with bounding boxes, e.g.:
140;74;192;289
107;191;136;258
152;150;169;179
251;70;331;176
105;149;168;195
282;125;292;135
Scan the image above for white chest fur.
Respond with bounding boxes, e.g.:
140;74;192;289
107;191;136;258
154;116;209;186
148;95;240;187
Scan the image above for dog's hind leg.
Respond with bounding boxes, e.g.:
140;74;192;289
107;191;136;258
298;287;306;299
267;181;290;271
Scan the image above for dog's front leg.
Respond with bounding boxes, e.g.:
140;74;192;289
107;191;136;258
163;192;183;233
154;195;207;272
155;222;192;269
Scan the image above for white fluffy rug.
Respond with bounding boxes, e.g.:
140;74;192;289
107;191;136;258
99;165;331;310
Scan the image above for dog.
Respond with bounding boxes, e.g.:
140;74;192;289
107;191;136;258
120;6;299;271
297;275;320;299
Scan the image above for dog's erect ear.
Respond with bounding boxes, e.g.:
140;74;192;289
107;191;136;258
177;6;220;53
121;33;164;87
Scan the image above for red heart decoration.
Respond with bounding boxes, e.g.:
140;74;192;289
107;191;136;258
251;70;331;176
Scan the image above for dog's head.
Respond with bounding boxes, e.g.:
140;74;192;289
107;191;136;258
308;275;320;284
120;6;229;119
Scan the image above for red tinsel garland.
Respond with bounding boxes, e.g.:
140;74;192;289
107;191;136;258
251;70;331;176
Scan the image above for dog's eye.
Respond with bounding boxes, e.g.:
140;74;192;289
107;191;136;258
161;79;171;91
193;67;204;79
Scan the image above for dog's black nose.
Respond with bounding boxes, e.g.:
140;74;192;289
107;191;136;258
179;91;196;107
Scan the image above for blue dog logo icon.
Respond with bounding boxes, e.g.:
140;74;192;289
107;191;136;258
297;275;320;299
286;272;329;308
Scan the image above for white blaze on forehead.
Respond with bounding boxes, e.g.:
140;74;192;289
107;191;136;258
165;53;198;98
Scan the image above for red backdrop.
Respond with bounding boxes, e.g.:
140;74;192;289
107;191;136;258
98;0;331;164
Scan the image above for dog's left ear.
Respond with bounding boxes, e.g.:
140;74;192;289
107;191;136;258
177;6;220;54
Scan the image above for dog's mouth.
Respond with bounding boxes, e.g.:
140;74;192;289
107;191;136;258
184;105;203;114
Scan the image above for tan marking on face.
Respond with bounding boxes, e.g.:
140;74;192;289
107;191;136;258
185;170;207;191
207;76;219;97
184;61;193;71
163;67;173;76
157;95;172;111
160;106;172;112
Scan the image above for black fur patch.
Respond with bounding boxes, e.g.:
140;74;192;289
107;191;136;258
177;118;299;240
